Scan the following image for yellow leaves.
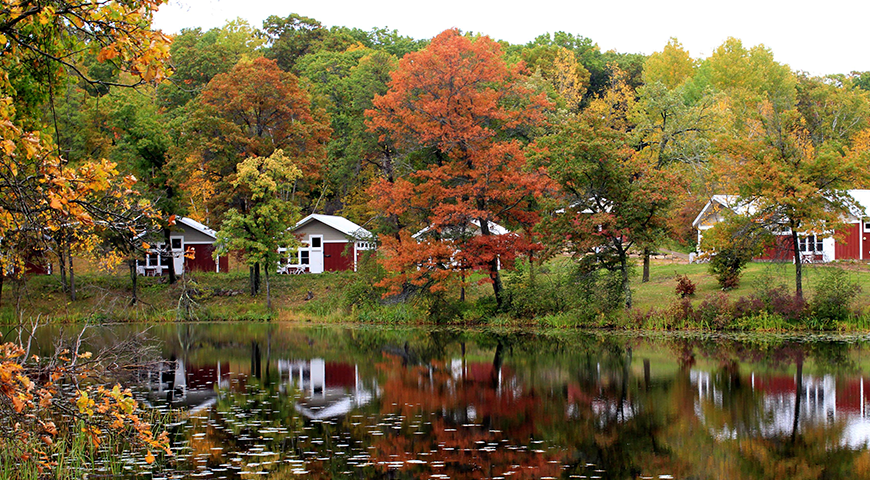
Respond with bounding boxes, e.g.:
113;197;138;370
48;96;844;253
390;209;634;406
76;390;95;416
97;46;118;62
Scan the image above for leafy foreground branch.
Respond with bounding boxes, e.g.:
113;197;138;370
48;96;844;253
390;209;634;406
0;328;171;478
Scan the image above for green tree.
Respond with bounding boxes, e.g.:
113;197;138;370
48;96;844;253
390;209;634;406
216;150;302;308
297;46;398;218
531;78;682;308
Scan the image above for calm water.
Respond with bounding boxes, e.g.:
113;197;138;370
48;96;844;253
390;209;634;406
12;323;870;479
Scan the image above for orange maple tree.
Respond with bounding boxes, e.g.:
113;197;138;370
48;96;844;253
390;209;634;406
170;57;331;223
366;29;553;306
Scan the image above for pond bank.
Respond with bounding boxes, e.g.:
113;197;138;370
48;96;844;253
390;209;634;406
2;261;870;332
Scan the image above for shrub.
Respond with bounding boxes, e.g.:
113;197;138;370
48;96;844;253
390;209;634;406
503;261;575;318
674;274;697;298
737;276;807;323
0;331;171;478
695;292;733;329
810;268;861;326
341;252;387;310
708;247;752;290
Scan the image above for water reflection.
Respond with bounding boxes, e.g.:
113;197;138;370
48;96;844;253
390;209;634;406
15;324;870;479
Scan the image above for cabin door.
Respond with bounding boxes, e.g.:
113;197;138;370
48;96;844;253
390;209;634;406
309;235;324;274
170;236;185;275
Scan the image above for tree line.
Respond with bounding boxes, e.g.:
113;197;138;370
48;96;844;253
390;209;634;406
3;4;870;311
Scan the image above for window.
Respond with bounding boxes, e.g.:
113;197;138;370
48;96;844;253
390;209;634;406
799;235;823;253
147;253;159;266
171;238;182;250
864;222;870;233
310;237;322;248
300;251;310;265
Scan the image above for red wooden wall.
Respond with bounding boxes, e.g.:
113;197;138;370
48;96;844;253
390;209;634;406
186;244;228;273
835;223;862;260
324;242;353;272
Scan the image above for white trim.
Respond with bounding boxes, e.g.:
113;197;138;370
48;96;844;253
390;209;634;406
292;214;372;239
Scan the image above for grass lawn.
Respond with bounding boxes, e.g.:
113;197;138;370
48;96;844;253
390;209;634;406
631;257;870;313
3;253;870;325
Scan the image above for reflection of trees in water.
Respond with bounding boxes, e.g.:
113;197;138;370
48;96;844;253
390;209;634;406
32;323;870;478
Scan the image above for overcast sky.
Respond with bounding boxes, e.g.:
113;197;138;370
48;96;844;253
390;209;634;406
152;0;869;76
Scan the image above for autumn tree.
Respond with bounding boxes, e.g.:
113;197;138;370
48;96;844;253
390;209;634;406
0;0;170;300
713;44;870;299
216;150;302;307
168;56;330;224
531;108;680;309
633;40;723;275
366;29;553;308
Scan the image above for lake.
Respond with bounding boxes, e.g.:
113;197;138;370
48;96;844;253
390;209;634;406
12;322;870;479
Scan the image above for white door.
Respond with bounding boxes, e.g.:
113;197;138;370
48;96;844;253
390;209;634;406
309;235;324;273
170;236;185;275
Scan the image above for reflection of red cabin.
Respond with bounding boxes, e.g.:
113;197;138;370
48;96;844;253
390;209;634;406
185;362;230;390
325;362;356;388
752;375;797;396
837;378;870;414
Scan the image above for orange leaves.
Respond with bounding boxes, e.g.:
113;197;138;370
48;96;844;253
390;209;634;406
368;29;549;153
366;29;553;299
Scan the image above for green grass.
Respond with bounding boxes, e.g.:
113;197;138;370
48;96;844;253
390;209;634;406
632;260;870;313
4;256;870;330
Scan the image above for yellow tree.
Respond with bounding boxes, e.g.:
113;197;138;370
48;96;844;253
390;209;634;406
0;0;171;298
717;70;870;299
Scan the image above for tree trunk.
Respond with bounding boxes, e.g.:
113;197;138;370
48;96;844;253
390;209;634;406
459;271;466;302
128;259;138;306
528;251;536;288
57;238;68;294
164;228;177;285
490;260;504;309
791;227;803;300
478;218;504;309
68;244;76;302
264;265;272;310
642;247;650;283
620;251;632;309
249;266;256;296
249;263;261;296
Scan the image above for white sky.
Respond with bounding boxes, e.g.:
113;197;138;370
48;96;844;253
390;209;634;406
152;0;870;76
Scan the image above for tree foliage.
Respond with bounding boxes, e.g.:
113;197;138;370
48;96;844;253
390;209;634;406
169;57;330;224
216;150;302;308
367;29;553;308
